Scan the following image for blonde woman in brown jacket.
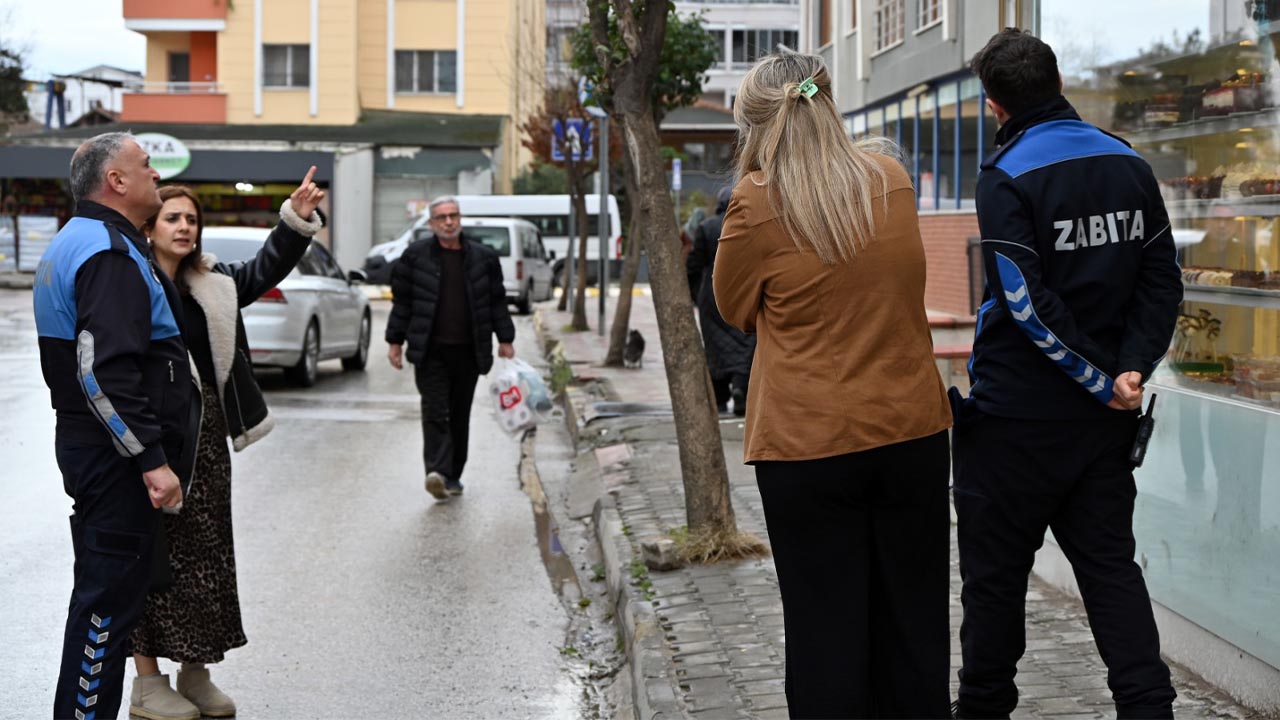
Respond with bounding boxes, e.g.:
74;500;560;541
714;51;953;719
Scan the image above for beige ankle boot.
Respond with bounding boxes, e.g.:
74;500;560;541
129;673;200;720
177;666;237;717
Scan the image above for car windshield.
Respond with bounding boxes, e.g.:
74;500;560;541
468;227;511;255
202;235;264;264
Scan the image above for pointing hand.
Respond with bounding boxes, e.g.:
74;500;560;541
291;165;326;219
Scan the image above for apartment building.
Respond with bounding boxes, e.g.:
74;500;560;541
543;0;800;200
800;0;1035;316
0;0;543;271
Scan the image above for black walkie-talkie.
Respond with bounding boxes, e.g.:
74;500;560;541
1129;393;1158;467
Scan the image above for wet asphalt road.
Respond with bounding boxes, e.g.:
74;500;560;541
0;289;582;719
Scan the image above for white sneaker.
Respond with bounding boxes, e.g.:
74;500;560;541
425;471;448;500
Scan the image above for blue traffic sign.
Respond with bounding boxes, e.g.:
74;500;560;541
552;118;594;162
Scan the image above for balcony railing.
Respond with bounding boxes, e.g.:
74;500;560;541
138;82;222;95
123;0;227;22
122;88;226;123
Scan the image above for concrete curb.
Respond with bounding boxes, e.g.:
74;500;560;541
593;497;682;720
533;307;682;720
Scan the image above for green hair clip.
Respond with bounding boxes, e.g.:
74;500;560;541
797;76;819;98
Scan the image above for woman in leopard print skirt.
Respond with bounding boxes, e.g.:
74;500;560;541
130;174;326;720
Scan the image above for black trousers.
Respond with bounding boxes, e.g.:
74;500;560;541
953;411;1176;719
756;431;952;719
53;439;162;720
413;344;479;482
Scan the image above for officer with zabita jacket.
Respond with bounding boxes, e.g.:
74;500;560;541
952;30;1182;720
34;132;194;720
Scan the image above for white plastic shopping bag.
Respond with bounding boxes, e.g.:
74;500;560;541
489;357;562;435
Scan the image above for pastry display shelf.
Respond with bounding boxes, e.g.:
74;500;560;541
1165;195;1280;219
1124;108;1278;145
1182;284;1280;311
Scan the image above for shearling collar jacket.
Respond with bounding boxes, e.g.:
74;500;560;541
180;199;320;455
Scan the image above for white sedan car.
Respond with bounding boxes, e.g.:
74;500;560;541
201;227;372;386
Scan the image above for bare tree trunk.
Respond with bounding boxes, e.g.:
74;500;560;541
570;179;591;331
620;110;735;536
604;148;642;366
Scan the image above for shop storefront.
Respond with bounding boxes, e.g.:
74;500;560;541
0;137;337;271
842;0;1280;700
1;111;504;273
1042;0;1280;699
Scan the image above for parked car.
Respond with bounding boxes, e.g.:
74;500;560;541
363;194;622;286
201;226;372;387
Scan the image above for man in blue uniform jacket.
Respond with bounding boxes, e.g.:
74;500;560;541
953;30;1182;720
34;132;189;720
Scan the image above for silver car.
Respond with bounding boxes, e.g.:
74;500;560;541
201;227;372;386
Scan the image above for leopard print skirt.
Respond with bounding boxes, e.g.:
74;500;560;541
130;381;247;663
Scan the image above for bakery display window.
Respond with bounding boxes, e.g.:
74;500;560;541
1052;0;1280;671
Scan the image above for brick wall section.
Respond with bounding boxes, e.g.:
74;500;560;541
919;211;981;317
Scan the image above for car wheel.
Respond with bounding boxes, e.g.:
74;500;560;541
287;319;320;387
343;311;371;371
516;286;532;315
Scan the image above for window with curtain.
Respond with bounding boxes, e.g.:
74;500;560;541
876;0;905;50
918;0;941;29
263;45;309;88
394;50;458;93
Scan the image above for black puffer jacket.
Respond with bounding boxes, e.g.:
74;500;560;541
687;190;755;380
385;232;515;374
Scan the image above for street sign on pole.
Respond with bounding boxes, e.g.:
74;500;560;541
551;118;593;162
578;77;609;119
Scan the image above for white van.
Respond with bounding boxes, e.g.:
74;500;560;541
364;194;622;285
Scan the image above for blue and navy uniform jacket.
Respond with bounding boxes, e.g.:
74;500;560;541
967;96;1183;419
34;201;192;472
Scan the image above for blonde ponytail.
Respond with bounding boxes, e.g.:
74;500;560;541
733;50;899;264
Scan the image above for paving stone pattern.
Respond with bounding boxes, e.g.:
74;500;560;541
598;428;1257;720
538;298;1261;719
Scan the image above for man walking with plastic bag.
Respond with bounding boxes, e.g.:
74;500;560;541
386;196;515;500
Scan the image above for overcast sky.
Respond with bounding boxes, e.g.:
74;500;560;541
5;0;145;79
2;0;1219;81
1041;0;1211;71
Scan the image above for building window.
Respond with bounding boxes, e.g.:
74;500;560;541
263;44;309;88
918;0;941;29
875;0;905;50
395;50;458;94
732;30;801;66
819;0;832;46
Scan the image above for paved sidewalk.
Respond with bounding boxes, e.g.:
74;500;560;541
536;291;1262;720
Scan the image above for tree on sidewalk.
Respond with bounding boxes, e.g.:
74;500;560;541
570;11;719;367
0;9;29;133
580;0;765;562
518;85;622;330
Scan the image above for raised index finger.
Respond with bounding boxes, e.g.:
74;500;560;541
299;165;317;189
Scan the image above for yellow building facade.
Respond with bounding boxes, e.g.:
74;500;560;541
122;0;544;190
